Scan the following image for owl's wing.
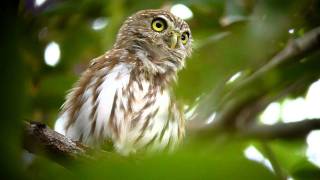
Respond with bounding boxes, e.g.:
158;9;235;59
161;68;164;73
54;50;132;145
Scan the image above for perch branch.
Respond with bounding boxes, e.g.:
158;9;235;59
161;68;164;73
23;121;88;160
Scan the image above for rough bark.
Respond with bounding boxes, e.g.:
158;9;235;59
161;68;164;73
23;121;88;160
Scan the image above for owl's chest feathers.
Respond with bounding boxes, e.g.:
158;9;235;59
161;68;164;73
110;70;177;153
62;60;183;154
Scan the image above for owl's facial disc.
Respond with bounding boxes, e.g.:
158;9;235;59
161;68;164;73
115;9;192;72
150;16;190;51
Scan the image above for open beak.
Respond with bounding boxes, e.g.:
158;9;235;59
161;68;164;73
170;31;180;49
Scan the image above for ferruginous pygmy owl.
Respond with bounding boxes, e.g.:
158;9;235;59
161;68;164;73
54;9;192;155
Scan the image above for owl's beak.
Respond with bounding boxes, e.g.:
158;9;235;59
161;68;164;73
170;31;180;49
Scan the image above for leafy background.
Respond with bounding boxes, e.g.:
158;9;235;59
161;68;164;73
1;0;320;179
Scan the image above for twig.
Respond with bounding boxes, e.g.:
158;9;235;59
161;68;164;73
261;142;287;180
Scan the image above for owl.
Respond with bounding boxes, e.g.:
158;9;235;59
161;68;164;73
54;9;192;155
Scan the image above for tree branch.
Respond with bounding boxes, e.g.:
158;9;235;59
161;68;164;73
23;121;88;161
214;26;320;128
228;26;320;98
260;142;287;180
188;26;320;134
241;119;320;139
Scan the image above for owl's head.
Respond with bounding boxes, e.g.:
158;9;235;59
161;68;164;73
115;9;192;73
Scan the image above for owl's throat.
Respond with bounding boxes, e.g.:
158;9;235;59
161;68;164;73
135;48;183;74
119;38;185;74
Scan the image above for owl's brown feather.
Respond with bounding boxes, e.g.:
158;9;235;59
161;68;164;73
55;9;191;155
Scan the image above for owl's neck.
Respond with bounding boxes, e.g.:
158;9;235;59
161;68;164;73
134;46;182;72
129;49;178;88
116;39;184;74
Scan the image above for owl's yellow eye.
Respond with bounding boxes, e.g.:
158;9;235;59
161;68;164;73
181;32;189;45
151;18;167;32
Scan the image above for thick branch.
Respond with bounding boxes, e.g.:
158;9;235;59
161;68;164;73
23;121;88;160
241;119;320;139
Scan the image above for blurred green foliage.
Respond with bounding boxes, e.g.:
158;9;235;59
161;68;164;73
29;140;277;180
1;0;320;179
